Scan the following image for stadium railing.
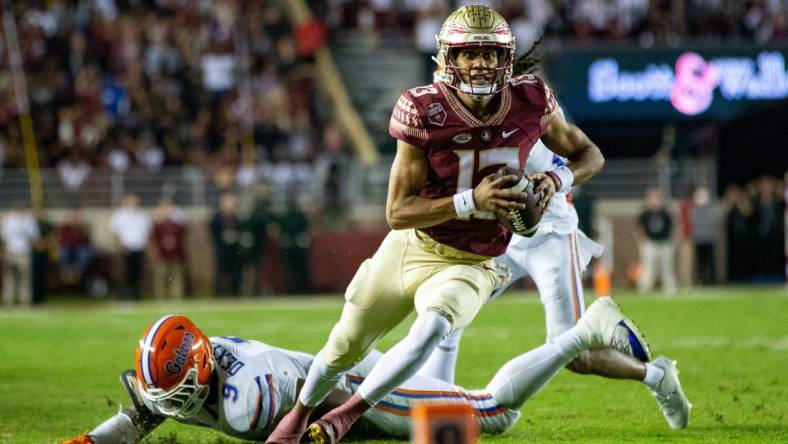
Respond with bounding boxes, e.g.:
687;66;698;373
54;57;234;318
0;157;715;210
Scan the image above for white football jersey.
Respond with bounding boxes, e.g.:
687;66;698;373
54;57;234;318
142;336;313;440
524;139;578;236
139;339;520;440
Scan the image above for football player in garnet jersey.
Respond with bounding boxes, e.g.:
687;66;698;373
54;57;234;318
423;140;692;429
267;5;605;443
64;300;659;443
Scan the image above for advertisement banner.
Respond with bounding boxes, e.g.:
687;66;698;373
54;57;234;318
544;46;788;122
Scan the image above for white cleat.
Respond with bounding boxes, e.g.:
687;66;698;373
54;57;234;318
576;297;652;361
650;356;692;429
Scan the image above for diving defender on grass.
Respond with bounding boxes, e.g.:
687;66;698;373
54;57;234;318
63;300;666;442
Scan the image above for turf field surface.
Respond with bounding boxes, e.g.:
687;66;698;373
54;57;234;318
1;287;786;443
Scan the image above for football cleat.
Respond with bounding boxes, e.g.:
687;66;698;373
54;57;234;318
135;315;214;419
434;5;515;95
650;356;692;429
576;297;651;361
610;318;652;363
307;422;335;444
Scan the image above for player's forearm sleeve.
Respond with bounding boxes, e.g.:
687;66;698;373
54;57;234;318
87;407;163;444
87;411;142;444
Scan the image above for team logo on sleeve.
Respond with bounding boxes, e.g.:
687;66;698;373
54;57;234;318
426;103;447;126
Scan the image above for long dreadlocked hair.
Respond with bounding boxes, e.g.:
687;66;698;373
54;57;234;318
512;33;545;76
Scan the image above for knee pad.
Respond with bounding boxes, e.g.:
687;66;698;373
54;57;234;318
322;326;367;370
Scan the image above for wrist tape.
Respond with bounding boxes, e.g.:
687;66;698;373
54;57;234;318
547;165;574;194
453;189;477;217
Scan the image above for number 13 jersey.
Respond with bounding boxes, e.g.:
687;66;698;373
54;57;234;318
389;75;558;257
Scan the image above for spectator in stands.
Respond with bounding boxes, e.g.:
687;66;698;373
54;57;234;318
276;194;312;294
677;185;695;288
636;188;677;294
238;195;270;296
211;192;242;297
508;1;550;54
151;197;187;300
1;207;39;307
724;184;755;283
414;0;449;83
31;208;55;305
312;123;352;229
136;131;165;172
200;39;237;101
58;207;93;286
752;176;784;282
57;150;91;192
690;185;720;286
110;193;151;299
639;0;675;45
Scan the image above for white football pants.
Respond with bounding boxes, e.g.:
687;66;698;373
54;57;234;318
492;230;603;340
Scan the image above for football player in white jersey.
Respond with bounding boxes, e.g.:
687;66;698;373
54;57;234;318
422;140;692;430
63;300;670;443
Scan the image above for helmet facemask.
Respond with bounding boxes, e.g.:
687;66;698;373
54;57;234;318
439;44;513;97
141;364;211;419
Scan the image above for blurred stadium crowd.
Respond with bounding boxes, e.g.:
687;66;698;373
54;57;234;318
0;0;340;195
337;0;787;49
2;0;787;175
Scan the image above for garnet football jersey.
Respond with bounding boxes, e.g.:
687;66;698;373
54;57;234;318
389;75;558;256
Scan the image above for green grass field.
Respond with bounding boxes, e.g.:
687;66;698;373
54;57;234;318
1;287;787;443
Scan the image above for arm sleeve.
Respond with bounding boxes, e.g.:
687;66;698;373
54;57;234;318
388;92;429;147
86;406;165;444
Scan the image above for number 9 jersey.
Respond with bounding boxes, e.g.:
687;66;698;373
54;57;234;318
141;336;313;440
389;75;558;257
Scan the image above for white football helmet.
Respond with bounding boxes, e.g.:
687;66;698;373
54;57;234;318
434;5;515;96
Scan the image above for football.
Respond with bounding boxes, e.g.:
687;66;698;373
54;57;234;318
493;166;543;237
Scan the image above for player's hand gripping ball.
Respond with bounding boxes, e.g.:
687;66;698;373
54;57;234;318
493;166;543;237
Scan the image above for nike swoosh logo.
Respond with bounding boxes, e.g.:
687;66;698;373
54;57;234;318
502;128;519;138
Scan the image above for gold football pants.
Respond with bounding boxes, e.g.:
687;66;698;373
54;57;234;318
322;229;497;369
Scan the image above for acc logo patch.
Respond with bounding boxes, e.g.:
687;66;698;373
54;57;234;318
426;103;447;126
452;133;472;144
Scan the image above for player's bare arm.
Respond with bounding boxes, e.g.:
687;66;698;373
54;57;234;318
386;140;527;229
533;109;605;208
